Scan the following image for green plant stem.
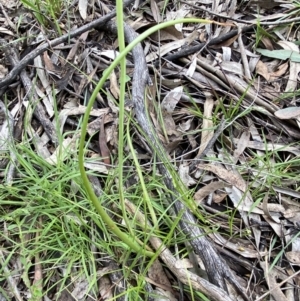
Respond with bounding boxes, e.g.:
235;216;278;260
116;0;133;236
127;114;158;228
79;18;213;257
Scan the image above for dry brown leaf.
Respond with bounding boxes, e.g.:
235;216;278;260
197;163;246;192
149;111;165;144
150;26;183;41
109;70;120;99
178;118;193;132
260;37;274;50
158;86;183;143
269;62;289;81
76;75;89;96
59;104;109;132
261;203;285;214
256;60;270;81
43;51;55;72
106;90;119;114
194;181;231;205
199;31;206;42
64;104;109;117
165;137;182;154
55;67;74;90
178;117;197;149
212;153;261;247
150;0;162;22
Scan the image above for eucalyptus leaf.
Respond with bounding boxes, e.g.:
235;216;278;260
256;48;300;62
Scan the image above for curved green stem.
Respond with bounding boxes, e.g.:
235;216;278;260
79;18;213;257
116;0;133;237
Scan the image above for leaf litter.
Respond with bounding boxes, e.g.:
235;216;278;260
0;0;300;300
